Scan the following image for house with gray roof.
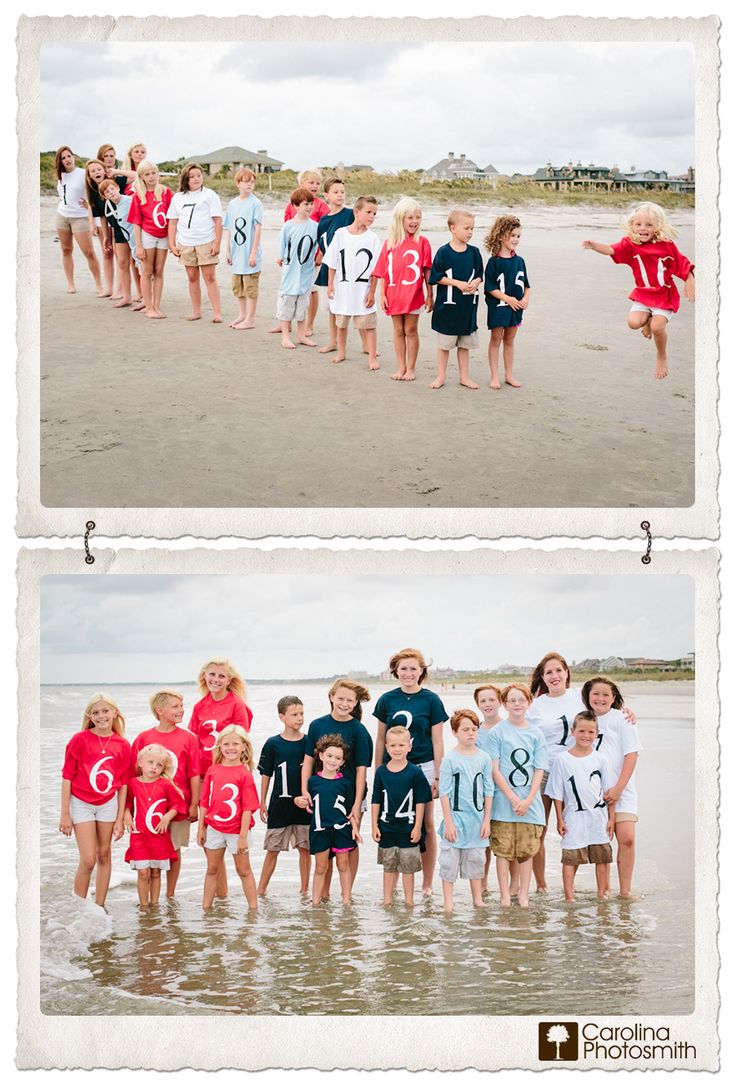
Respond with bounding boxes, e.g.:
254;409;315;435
187;145;284;176
421;152;498;184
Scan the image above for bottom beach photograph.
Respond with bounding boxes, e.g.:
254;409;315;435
36;564;698;1022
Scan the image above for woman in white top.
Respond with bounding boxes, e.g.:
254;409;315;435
54;146;103;295
166;163;223;323
528;651;635;892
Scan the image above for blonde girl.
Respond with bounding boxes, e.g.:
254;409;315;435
83;159;114;297
167;163;223;323
122;141;147;184
582;202;695;379
128;161;173;319
483;215;530;389
54;146;104;296
123;744;186;910
197;726;259;911
372;198;433;381
59;694;132;907
373;648;449;894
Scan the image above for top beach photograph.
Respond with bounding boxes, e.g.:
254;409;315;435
19;16;719;538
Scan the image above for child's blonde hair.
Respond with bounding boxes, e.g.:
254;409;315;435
212;725;254;770
624;202;678;243
197;658;247;701
447;207;474;229
135;743;177;782
385;724;412;745
298;168;322;186
484;215;521;256
386;197;422;249
133;160;164;202
123;142;147;172
149;690;184;720
81;694;126;736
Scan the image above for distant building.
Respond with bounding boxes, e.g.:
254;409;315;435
421;151;499;184
187;145;284;177
531;160;694;194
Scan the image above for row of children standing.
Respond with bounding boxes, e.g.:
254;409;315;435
59;649;642;914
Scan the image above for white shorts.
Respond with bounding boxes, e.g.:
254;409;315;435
141;231;169;251
128;858;171;871
70;794;119;824
439;844;486;883
276;291;310;322
204;826;245;854
630;302;674;321
418;760;435;788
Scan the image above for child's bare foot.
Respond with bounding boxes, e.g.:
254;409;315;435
212;315;223;324
500;895;512;907
655;358;668;379
98;290;112;298
298;337;317;347
186;313;202;321
641;321;653;340
490;379;501;390
430;378;445;389
305;327;314;338
472;899;488;909
154;310;166;319
597;890;610;899
391;370;407;381
505;377;522;388
460;379;479;390
402;371;416;381
269;324;281;334
113;298;131;308
368;359;380;371
144;307;158;318
618;890;640;901
535;884;548;894
66;284;77;293
319;342;337;354
331;354;346;364
229;318;245;328
421;886;433;897
518;895;530;908
238;320;255;329
281;338;297;350
109;293;122;301
132;300;146;312
564;894;575;903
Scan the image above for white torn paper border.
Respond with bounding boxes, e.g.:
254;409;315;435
17;14;719;540
17;545;719;1070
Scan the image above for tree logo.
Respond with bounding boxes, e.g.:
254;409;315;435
538;1022;579;1061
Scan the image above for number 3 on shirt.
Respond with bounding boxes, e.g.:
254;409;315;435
387;249;420;287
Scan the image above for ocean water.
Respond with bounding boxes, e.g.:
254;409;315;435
39;682;695;1016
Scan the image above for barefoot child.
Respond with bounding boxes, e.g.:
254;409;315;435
372;197;433;381
98;177;141;309
582;202;695;379
428;208;484;389
197;726;259;911
324;196;382;370
59;695;131;908
276;188;319;349
316;178;355;354
297;734;362;906
96;144;131;299
131;690;201;898
484;215;530;389
473;684;505;893
84;159;114;297
301;680;373;892
581;677;642;899
371;726;431;906
124;745;186;910
166;162;223;323
256;696;312;896
488;684;548;908
128;161;173;319
544;711;616;901
438;710;493;913
54;146;104;296
223;168;263;330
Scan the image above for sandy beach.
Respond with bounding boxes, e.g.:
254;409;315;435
39;197;695;509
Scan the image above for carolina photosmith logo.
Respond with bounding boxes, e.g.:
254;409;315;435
538;1022;697;1063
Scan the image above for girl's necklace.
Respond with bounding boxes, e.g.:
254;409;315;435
94;730;114;755
140;777;160;805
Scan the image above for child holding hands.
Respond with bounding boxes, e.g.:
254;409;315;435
582;202;694;379
371;725;432;906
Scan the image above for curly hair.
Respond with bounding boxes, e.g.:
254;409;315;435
484;215;521;256
314;732;351;770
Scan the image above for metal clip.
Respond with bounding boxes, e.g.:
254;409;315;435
641;521;652;565
84;521;96;565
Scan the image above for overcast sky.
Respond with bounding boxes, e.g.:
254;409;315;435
40;574;694;684
41;41;694;175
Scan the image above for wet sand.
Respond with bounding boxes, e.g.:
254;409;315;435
39;198;695;508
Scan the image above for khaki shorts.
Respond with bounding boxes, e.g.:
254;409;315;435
562;843;613;867
491;820;543;862
439;844;486;883
615;812;638;823
56;214;90;235
263;824;310;852
276;291;310;322
377;845;422;873
169;819;191;850
436;331;478;351
232;272;261;300
335;312;377;330
179;243;218;267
